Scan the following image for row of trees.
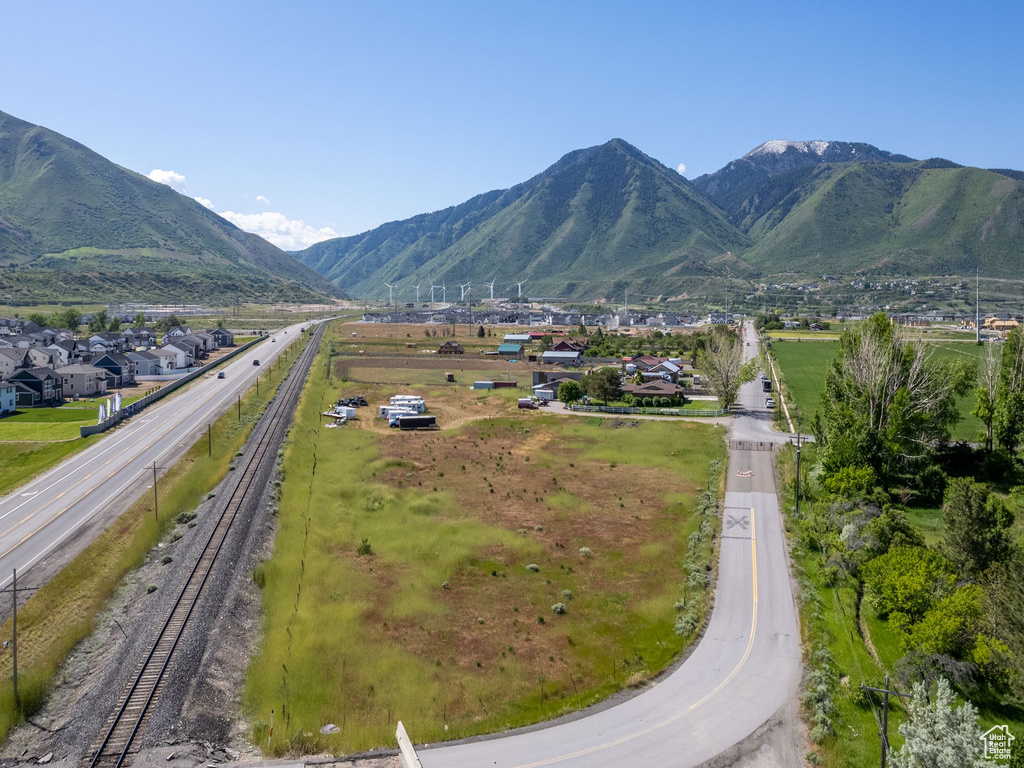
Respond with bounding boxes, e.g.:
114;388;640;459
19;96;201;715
794;312;1020;760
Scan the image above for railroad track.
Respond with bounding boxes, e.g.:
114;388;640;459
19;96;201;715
88;323;326;768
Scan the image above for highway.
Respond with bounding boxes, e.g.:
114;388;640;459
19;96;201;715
0;323;310;592
421;321;802;767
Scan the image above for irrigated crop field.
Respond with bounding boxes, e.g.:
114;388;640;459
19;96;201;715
244;325;727;754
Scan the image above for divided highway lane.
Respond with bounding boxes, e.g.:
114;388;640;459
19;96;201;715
421;325;802;768
0;324;313;591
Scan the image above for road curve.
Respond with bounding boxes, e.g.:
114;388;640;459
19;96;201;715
0;324;311;591
420;323;802;767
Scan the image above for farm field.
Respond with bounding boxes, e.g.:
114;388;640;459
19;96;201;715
244;326;727;754
770;340;986;442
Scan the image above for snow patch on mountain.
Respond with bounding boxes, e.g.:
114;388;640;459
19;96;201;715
744;140;831;158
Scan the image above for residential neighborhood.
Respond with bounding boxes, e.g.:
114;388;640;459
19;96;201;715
0;316;237;407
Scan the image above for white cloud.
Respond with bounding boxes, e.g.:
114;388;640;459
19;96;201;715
146;168;189;193
217;210;340;250
144;167;335;249
677;163;687;176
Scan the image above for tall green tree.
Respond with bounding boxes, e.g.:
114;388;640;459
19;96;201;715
88;309;109;333
477;324;485;338
972;342;999;452
994;326;1024;453
816;313;974;484
52;308;81;331
888;678;987;768
558;379;583;404
27;312;47;326
108;316;121;332
582;368;621;405
133;312;147;327
696;331;755;410
942;477;1015;578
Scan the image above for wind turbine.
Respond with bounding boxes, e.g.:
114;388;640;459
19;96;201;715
441;282;447;303
485;279;495;300
384;282;395;305
415;283;421;303
430;283;438;303
460;283;471;301
517;280;527;299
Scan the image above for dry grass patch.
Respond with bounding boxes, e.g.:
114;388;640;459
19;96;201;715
244;325;726;755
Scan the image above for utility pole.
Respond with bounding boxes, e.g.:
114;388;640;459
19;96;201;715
976;267;980;343
152;462;158;521
794;427;802;517
862;675;912;768
237;395;241;421
207;424;212;456
2;568;38;711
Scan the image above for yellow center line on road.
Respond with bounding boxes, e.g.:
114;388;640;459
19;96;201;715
0;331;298;566
513;503;760;768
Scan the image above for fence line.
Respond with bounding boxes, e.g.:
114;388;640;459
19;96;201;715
567;404;727;417
80;336;267;437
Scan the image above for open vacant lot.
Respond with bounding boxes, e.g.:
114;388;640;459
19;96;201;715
244;331;727;755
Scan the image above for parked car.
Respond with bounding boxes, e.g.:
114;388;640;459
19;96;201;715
765;397;776;409
217;371;225;379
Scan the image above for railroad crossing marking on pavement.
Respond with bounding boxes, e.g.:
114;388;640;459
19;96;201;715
726;514;750;530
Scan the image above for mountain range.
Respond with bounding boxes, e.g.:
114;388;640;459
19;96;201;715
0;109;338;304
299;138;1024;300
2;105;1021;305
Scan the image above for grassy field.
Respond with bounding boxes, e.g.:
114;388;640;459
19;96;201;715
0;335;308;741
770;340;986;442
243;327;727;755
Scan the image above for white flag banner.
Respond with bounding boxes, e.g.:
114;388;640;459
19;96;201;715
98;404;105;422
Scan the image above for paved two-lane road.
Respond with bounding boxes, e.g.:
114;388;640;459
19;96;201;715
0;324;310;592
421;322;802;767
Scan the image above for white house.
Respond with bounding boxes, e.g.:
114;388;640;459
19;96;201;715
151;348;179;373
159;344;191;369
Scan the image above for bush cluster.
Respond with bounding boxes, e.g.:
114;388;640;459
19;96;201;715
674;459;721;636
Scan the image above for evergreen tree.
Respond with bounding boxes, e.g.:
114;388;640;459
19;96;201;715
888;678;987;768
942;477;1015;578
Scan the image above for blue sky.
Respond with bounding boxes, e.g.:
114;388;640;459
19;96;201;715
2;0;1021;249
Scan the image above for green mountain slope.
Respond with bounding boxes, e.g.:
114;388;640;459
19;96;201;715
0;109;339;303
692;140;918;232
297;139;752;300
743;161;1024;275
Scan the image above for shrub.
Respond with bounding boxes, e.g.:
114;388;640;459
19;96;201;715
579;547;593;558
357;538;373;556
161;555;173;565
562;589;573;599
441;580;450;590
551;603;567;615
526;564;540;572
146;584;157;594
176;510;196;524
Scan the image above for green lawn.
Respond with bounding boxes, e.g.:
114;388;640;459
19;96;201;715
0;441;94;497
244;324;728;755
771;340;985;442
